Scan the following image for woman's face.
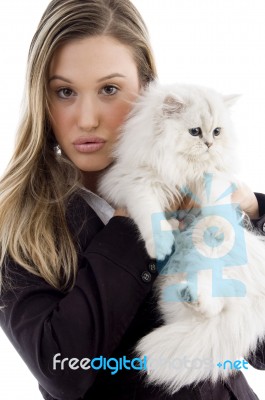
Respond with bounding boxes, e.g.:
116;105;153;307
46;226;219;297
48;35;141;173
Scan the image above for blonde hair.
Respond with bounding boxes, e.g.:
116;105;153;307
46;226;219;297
0;0;157;297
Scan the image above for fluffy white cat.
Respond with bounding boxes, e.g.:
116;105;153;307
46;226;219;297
99;82;238;259
98;82;265;393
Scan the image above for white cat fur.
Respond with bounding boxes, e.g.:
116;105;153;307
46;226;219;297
98;82;265;393
99;82;238;259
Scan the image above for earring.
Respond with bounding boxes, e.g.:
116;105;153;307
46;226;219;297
55;144;61;155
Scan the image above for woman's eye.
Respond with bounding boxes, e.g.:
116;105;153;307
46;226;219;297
56;88;74;99
213;127;221;136
101;85;119;96
189;127;202;136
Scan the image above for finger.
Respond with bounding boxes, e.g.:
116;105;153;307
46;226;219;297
180;195;201;210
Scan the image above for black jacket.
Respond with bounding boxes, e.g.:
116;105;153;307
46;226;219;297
1;192;265;400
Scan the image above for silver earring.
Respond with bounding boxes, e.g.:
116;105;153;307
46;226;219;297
55;144;61;155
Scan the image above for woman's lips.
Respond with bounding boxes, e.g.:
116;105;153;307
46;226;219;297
73;137;106;153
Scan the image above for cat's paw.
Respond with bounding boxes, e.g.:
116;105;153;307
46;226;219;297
145;230;175;260
176;282;225;317
189;294;224;318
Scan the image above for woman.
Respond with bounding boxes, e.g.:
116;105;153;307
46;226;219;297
0;0;264;399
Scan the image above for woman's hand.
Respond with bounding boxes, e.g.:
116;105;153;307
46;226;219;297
113;183;260;222
168;182;260;229
231;183;259;219
177;184;260;220
167;196;201;231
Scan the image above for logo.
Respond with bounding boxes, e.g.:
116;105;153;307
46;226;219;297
53;354;147;375
217;359;249;370
151;174;247;301
146;356;214;374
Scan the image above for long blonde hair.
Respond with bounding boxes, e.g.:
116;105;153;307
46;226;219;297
0;0;157;296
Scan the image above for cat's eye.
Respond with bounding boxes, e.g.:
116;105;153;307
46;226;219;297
189;127;202;137
213;127;221;136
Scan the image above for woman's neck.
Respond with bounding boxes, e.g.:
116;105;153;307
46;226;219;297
82;164;114;194
82;171;101;194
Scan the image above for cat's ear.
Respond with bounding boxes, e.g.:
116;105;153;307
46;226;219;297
162;95;185;117
223;94;241;108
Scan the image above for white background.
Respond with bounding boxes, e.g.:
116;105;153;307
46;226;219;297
0;0;265;399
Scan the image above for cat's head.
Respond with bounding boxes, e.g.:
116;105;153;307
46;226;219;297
141;82;239;175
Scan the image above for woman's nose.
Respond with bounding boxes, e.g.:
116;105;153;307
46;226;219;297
76;95;99;131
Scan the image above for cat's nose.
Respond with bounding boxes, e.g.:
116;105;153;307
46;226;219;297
205;141;213;148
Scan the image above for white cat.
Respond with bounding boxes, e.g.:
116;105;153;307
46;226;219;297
99;82;238;259
98;82;265;393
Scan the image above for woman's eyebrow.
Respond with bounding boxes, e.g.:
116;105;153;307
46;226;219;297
97;73;126;82
48;75;72;83
48;73;126;84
